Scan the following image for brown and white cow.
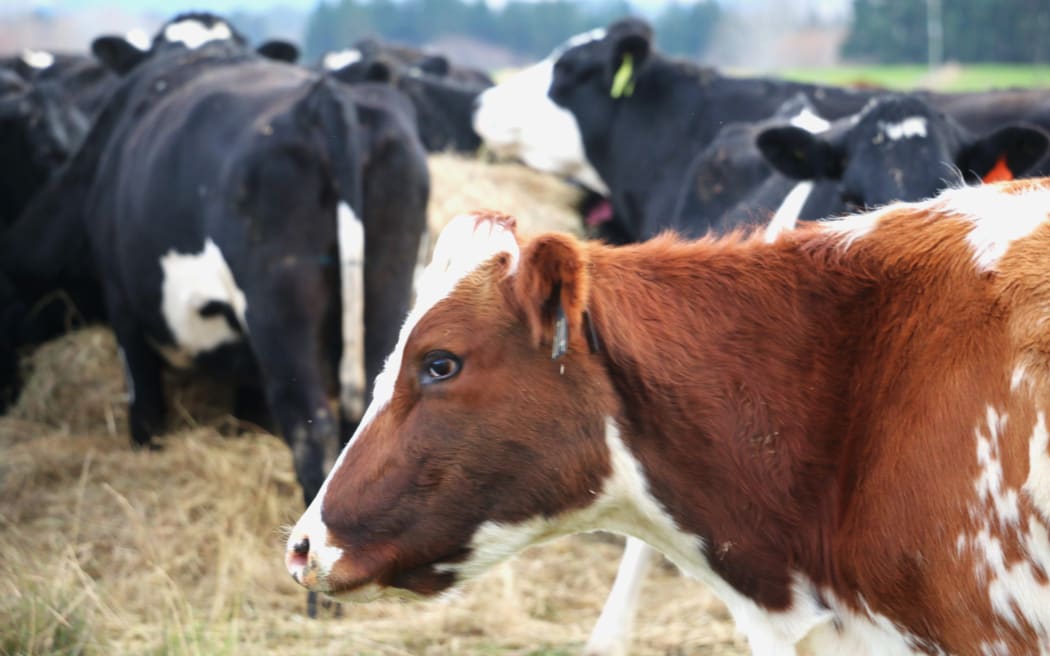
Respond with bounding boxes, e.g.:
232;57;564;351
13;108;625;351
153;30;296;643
287;179;1050;654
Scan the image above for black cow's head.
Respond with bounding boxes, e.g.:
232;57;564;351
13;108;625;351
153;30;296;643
92;12;299;75
548;18;652;134
0;70;88;226
758;95;1050;212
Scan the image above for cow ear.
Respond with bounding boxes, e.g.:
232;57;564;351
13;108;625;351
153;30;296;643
91;36;148;75
606;20;652;99
257;40;299;63
958;124;1050;183
417;55;450;77
514;234;590;359
757;126;842;181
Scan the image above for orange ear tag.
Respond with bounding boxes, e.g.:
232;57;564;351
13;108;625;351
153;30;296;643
983;156;1014;183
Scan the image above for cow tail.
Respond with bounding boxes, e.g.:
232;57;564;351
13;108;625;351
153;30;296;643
296;76;367;424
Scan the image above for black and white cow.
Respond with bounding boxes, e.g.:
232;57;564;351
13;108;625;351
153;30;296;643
323;40;491;153
323;37;493;88
733;93;1049;230
1;16;428;504
91;12;299;75
545;18;884;243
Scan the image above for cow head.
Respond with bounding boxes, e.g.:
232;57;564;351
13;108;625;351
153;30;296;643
285;212;620;600
757;95;1050;212
92;12;298;75
472;31;609;194
0;71;88;225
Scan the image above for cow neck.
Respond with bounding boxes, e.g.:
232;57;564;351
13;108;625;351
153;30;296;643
582;232;864;605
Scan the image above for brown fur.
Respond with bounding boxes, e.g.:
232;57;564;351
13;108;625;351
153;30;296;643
318;180;1050;652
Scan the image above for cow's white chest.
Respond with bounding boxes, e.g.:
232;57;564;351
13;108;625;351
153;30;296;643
158;238;247;367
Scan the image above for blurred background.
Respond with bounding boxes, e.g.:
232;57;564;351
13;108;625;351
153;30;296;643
5;0;1049;89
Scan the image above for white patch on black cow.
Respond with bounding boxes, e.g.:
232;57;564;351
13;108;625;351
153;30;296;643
878;116;928;142
161;18;233;50
766;105;830;242
323;49;362;71
124;28;152;51
472;30;609;195
337;202;366;422
20;49;54;70
159;238;247;368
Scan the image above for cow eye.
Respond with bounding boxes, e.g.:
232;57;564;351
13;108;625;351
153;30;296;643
421;351;461;384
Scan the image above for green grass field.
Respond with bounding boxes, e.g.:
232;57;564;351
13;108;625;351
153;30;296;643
777;63;1050;92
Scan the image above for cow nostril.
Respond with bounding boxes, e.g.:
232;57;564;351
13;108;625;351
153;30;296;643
292;536;310;556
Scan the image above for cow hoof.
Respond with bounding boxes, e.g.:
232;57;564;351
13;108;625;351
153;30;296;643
131;441;163;452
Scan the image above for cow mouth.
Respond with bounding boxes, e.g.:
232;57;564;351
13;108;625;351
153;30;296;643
323;548;465;601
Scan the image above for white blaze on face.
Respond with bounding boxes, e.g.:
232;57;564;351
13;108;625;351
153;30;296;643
879;116;928;141
472;32;609;195
789;108;830;134
287;214;520;588
338;202;366;422
159;238;247;366
323;49;362;71
161;19;233;50
21;49;54;70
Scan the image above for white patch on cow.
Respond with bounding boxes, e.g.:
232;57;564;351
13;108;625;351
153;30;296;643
20;49;54;70
1025;412;1050;522
956;405;1050;643
583;537;655;656
161;18;233;50
765;181;813;243
975;407;1021;527
789;108;830;134
124;28;151;51
879;116;928;141
945;182;1050;272
322;48;362;71
287;214;520;584
823;203;891;249
800;594;941;655
337;202;366;422
412;226;432;298
436;419;832;654
472;36;608;195
159;239;247;366
1012;363;1032;393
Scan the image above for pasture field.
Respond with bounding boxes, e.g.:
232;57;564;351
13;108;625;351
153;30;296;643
0;154;745;656
777;63;1050;92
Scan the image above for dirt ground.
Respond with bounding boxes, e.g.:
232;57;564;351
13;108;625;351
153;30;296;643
0;154;746;656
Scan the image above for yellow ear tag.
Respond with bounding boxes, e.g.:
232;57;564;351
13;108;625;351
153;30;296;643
610;53;635;99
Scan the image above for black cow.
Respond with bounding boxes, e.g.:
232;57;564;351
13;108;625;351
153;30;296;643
1;50;117;117
546;18;880;243
0;67;89;228
324;42;490;153
2;19;428;504
731;94;1050;229
323;37;493;87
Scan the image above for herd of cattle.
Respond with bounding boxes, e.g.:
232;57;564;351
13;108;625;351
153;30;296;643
5;9;1050;655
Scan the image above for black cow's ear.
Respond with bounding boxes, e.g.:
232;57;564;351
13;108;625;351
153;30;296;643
757;126;842;181
958;124;1050;183
91;36;148;75
606;19;652;98
257;40;300;63
417;55;449;77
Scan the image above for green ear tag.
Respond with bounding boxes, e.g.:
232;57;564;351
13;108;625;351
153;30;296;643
610;53;635;99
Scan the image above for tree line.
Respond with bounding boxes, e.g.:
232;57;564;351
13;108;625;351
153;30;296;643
302;0;722;63
842;0;1050;64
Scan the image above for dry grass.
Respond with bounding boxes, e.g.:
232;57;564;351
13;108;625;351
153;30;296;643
0;155;744;656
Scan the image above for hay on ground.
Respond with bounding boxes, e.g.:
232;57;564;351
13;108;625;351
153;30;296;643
0;154;743;655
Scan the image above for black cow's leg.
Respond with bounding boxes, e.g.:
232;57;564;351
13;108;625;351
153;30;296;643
110;314;165;449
